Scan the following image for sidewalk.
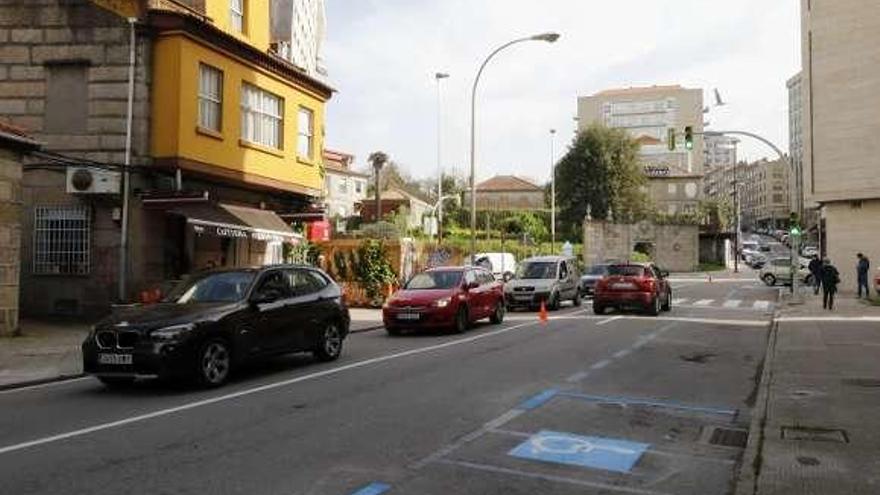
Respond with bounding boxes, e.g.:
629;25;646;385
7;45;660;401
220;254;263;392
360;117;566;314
0;319;90;389
737;290;880;494
349;307;384;332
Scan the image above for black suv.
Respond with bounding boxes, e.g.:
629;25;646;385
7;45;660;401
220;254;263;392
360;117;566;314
82;265;350;388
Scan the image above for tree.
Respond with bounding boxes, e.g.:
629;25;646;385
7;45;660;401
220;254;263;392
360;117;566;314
555;125;650;237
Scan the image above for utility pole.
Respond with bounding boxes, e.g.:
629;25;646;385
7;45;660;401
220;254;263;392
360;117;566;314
435;72;449;243
118;17;137;302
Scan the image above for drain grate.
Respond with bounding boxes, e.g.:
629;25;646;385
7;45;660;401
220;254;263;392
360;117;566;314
707;427;748;448
781;426;849;444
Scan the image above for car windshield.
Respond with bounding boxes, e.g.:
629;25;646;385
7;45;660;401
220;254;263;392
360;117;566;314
405;271;462;290
586;265;609;276
608;265;646;276
516;262;557;279
165;271;256;303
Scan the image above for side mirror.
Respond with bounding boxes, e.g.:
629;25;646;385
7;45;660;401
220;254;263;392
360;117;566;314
659;270;670;278
503;272;514;283
465;281;479;290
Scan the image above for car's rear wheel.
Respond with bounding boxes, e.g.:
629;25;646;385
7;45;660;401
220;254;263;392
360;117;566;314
489;301;505;324
98;376;135;389
314;322;344;362
453;307;469;333
661;289;672;311
572;289;582;307
762;274;777;286
197;338;232;387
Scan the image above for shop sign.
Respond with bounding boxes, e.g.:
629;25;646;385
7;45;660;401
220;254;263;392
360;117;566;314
192;223;287;242
644;165;671;177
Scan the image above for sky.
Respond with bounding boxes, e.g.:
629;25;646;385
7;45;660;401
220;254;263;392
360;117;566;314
322;0;801;185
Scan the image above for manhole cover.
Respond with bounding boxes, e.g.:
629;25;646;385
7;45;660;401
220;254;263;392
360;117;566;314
707;427;748;448
781;426;849;444
842;378;880;388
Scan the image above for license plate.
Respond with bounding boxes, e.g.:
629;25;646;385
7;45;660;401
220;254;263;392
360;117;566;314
98;353;133;365
397;313;420;321
612;282;636;290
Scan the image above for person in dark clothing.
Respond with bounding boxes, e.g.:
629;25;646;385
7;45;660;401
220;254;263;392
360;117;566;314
857;253;871;298
821;258;840;310
808;255;823;295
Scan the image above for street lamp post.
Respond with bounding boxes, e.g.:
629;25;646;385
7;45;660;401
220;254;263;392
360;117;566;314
468;32;560;259
550;128;557;253
435;72;449;243
368;152;388;223
704;130;802;302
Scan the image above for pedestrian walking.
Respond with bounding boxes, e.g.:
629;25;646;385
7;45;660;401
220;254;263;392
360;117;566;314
821;258;840;310
808;254;823;295
857;253;871;298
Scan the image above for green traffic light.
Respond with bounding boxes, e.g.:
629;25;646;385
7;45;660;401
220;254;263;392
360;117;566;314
684;126;693;150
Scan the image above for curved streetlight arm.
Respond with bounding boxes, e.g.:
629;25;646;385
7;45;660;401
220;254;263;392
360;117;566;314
469;37;547;257
703;130;788;166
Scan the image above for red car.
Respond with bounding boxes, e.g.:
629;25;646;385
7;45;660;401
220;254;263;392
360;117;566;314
382;266;506;335
593;263;672;316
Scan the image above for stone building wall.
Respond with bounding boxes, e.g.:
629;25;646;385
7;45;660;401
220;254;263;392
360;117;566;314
583;220;699;272
0;148;23;335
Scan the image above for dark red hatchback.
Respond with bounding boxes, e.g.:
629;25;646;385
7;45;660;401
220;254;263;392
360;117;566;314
382;267;505;335
593;263;672;316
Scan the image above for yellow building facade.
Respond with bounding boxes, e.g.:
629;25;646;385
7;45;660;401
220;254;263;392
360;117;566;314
151;0;332;196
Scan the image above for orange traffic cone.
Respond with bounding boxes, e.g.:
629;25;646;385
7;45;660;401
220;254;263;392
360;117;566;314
539;300;548;324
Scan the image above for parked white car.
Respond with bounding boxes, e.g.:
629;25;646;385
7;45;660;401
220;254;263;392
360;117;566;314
472;252;517;280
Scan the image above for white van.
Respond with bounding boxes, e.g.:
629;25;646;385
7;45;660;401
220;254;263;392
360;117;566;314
472;252;517;280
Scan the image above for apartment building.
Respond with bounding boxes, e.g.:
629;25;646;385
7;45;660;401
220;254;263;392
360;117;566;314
704;134;738;169
577;85;705;214
322;149;369;225
0;0;332;317
270;0;326;79
801;0;880;289
740;158;791;231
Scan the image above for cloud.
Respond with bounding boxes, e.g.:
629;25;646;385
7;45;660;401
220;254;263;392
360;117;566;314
323;0;801;182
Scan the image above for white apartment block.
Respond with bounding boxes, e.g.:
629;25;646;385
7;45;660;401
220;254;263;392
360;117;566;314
704;134;738;169
271;0;327;78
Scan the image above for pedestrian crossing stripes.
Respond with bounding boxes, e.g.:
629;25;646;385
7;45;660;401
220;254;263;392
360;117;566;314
670;298;774;311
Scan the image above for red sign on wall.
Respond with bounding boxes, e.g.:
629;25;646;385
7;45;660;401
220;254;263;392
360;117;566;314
308;220;331;242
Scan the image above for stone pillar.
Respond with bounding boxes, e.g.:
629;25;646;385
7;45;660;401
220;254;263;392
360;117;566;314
0;148;23;336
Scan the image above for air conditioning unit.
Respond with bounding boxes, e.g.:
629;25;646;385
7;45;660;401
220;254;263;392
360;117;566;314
66;167;121;194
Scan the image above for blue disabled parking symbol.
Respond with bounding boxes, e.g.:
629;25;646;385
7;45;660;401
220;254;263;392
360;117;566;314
509;430;649;473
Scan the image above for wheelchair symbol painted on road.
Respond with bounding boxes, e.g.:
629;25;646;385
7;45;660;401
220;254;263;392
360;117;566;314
509;430;649;473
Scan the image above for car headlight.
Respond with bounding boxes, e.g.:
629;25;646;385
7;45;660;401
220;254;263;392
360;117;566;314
151;323;195;343
433;297;451;308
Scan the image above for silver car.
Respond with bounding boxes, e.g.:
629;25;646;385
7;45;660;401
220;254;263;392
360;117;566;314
505;256;581;310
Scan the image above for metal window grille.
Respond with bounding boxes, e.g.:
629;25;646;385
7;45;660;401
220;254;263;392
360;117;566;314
33;206;91;275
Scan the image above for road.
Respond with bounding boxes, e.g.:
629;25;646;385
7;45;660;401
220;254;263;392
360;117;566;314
0;277;777;495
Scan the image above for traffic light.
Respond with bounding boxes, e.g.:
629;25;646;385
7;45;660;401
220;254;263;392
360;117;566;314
789;212;801;236
667;128;676;151
684;126;694;150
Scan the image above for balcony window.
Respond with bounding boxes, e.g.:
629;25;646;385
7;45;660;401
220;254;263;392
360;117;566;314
198;64;223;132
298;107;314;160
241;83;283;149
230;0;245;33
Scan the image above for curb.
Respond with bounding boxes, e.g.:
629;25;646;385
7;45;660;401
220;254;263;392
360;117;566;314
0;372;86;392
734;300;782;495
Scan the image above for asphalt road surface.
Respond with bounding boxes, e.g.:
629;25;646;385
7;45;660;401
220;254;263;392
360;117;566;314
0;277;778;495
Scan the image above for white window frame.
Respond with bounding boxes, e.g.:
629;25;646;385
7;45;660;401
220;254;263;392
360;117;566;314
33;205;91;275
297;106;314;160
230;0;244;33
337;176;348;194
355;180;364;194
240;83;283;150
198;63;223;132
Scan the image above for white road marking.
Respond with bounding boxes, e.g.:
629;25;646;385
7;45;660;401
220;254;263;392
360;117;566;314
613;349;631;359
596;316;623;326
590;359;612;370
776;316;880;323
0;316;568;457
693;299;714;307
652;316;767;327
723;300;742;308
565;371;590;383
753;301;771;311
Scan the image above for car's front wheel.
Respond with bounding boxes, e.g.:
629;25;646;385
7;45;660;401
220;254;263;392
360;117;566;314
489;301;505;324
661;289;672;311
453;307;469;333
548;291;560;311
197;338;232;387
762;274;777;286
593;304;605;315
314;322;344;362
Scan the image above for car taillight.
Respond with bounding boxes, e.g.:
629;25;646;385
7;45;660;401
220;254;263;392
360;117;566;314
637;277;655;292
